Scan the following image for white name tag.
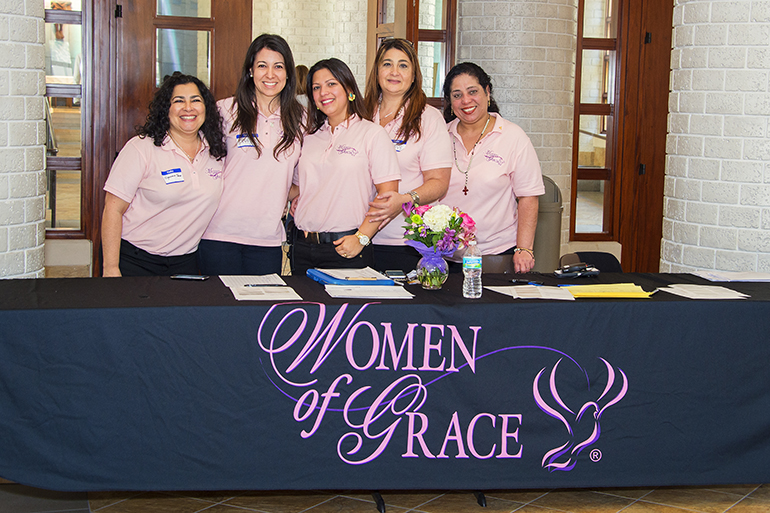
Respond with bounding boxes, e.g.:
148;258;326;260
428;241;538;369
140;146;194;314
161;168;184;185
236;134;258;148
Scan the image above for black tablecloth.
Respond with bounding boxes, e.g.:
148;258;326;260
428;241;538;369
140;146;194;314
1;274;769;491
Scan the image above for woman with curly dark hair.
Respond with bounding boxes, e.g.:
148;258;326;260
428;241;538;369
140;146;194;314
198;34;305;276
101;72;226;277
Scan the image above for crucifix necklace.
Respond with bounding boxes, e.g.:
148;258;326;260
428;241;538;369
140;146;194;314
452;114;492;195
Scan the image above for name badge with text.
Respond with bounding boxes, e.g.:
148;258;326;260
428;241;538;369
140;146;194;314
161;168;184;185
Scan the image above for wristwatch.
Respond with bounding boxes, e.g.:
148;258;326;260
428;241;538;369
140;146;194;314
355;230;370;246
407;190;420;206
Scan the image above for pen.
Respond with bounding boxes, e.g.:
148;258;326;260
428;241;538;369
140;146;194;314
345;277;378;280
510;279;543;286
244;284;287;287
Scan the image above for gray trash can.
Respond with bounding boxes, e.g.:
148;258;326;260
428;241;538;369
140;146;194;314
532;176;562;273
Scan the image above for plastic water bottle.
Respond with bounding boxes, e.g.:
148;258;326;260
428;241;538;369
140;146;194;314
462;241;482;299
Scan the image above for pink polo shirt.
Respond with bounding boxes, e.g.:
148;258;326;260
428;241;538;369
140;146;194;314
443;113;545;255
293;115;401;233
104;135;224;256
201;98;300;247
372;104;453;246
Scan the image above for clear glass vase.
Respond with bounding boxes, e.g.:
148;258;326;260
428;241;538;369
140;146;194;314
415;252;449;290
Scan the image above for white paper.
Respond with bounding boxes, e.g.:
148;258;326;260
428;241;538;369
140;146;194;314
324;285;414;299
315;267;390;281
219;274;286;287
657;284;749;300
692;270;770;282
485;285;576;301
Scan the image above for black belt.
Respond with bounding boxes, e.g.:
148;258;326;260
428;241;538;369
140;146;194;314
298;229;357;244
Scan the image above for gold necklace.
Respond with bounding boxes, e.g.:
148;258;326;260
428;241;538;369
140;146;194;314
168;132;200;162
452;115;492;195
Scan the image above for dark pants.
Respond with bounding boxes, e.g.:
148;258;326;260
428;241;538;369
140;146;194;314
372;244;421;273
448;245;516;273
119;239;199;277
291;240;374;276
198;239;283;276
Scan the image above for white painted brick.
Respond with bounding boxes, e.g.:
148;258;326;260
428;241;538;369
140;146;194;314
0;123;6;146
743;139;770;160
722;159;764;182
675;24;695;47
757;253;770;271
748;46;770;69
0;198;24;224
709;47;747;69
724;115;766;137
673;221;699;244
668;155;688;177
752;1;770;22
741;184;770;206
692;69;725;91
711;1;751;22
672;69;692;90
700;226;738;249
662;240;683;264
686;201;719;224
694;24;728;46
719;205;761;227
667;197;685;223
681;47;708;68
728;23;770;46
687;157;721;179
704;136;743;159
715;250;758;270
675;178;702;200
682;246;716;267
738;229;770;251
705;92;744;114
680;92;706;113
690;114;723;136
725;70;769;91
702;181;740;203
0;252;25;278
684;2;710;23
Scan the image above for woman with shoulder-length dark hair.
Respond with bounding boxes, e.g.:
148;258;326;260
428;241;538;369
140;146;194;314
362;38;452;273
290;57;401;274
442;62;545;273
198;33;305;276
101;71;226;277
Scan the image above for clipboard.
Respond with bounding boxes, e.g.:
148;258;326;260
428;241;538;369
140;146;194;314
306;268;395;286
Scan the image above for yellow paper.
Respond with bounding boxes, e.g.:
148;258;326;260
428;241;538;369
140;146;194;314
562;283;652;298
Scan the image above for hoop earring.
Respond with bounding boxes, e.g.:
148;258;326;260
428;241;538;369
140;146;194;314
348;92;356;101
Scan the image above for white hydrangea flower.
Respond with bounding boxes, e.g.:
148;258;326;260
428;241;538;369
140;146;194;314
422;204;453;232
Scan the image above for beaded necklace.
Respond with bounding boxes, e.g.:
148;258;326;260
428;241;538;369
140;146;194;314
451;114;491;195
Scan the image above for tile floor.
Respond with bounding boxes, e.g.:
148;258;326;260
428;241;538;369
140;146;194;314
1;483;768;513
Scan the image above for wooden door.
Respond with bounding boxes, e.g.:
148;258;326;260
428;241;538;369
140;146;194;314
615;0;673;271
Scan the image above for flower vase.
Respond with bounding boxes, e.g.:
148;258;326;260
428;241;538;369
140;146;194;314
415;251;449;290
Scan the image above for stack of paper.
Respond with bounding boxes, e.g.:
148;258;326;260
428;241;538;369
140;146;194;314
657;284;749;300
307;267;395;285
485;285;575;301
219;275;302;301
561;283;652;298
692;270;770;282
324;285;414;299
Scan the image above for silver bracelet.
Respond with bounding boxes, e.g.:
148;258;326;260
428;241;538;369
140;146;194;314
407;190;420;206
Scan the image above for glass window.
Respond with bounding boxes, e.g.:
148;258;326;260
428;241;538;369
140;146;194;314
580;49;615;104
417;41;446;98
45;22;82;84
382;0;395;24
575;180;607;233
45;97;81;158
583;0;617;38
419;0;444;30
157;0;211;18
45;0;81;12
156;29;211;87
577;115;608;168
46;168;82;230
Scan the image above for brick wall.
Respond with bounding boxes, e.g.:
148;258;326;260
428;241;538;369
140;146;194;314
663;0;770;272
0;0;46;278
456;0;578;249
252;0;367;87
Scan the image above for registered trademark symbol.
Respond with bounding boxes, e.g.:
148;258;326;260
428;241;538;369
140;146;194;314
590;449;602;462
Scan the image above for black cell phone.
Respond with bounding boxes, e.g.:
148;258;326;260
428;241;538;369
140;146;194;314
560;262;588;273
170;274;209;281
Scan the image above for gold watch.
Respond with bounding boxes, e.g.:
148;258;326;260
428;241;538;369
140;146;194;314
355;230;370;246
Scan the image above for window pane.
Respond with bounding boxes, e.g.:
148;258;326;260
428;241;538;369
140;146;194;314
45;97;81;158
45;22;82;84
419;0;444;30
157;0;211;18
417;41;445;98
577;115;607;168
382;0;395;24
46;169;81;230
45;1;81;12
583;0;617;38
580;49;615;104
156;29;211;87
575;180;607;233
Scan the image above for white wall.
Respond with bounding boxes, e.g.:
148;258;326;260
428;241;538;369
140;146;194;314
0;0;46;278
663;0;770;272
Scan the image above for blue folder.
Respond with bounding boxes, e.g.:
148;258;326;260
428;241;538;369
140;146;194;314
306;268;395;286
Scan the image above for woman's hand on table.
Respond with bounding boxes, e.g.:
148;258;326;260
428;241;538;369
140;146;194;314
334;235;364;259
513;251;535;273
